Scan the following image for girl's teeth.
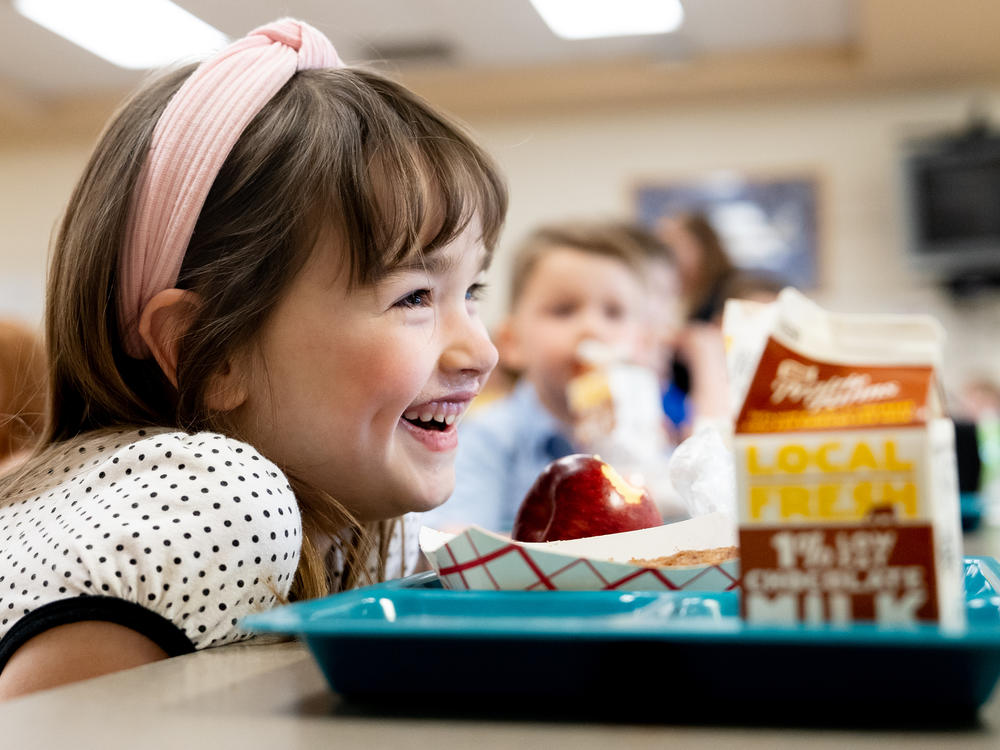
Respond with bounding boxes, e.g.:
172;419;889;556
405;402;467;426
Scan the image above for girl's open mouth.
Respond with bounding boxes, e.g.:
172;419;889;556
402;415;451;432
400;399;470;450
402;401;465;432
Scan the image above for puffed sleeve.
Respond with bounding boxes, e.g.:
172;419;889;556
65;431;302;648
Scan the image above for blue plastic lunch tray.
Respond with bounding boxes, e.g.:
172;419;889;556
243;556;1000;716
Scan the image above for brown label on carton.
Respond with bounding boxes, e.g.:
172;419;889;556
735;339;934;434
739;525;939;623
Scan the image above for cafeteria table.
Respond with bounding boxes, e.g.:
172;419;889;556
2;525;1000;750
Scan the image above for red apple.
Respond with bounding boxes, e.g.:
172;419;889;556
511;454;662;542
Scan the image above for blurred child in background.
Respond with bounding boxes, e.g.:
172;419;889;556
658;210;736;323
656;211;788;433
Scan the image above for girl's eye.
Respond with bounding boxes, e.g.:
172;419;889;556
395;289;432;309
466;283;487;302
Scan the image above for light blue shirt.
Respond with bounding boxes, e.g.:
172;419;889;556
422;380;576;534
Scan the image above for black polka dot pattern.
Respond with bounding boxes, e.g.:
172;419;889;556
0;429;301;649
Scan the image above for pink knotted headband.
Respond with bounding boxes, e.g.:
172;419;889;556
118;18;343;357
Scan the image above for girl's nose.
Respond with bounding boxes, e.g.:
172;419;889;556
440;311;499;379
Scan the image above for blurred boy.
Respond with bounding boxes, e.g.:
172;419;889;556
424;220;681;533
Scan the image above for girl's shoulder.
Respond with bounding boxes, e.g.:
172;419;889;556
36;427;294;505
84;427;283;476
14;427;288;487
14;427;297;521
0;428;301;660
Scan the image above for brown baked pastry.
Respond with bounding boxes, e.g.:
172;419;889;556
629;546;739;568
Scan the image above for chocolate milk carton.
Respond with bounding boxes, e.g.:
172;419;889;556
724;289;964;629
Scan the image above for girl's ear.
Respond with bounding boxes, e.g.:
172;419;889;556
138;289;249;412
139;289;201;388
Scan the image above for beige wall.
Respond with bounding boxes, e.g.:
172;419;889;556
0;141;90;324
462;84;1000;398
2;81;999;399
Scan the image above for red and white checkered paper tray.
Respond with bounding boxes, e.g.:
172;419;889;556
419;512;740;592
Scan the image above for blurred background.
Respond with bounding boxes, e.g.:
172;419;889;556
1;0;999;403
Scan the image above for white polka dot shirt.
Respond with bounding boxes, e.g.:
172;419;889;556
0;429;302;667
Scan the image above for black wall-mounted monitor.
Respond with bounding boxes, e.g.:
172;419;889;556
901;129;1000;284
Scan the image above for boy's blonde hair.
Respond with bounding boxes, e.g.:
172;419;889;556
4;64;506;599
507;220;666;311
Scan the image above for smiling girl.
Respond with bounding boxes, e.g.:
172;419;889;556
0;18;505;699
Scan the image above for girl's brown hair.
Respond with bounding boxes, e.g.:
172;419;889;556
5;64;506;599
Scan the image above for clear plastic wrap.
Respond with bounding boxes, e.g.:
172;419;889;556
666;420;737;520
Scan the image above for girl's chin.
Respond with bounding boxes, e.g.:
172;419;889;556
344;457;455;521
386;476;455;518
339;488;451;524
409;488;453;515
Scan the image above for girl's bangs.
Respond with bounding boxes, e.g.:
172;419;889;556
355;130;506;281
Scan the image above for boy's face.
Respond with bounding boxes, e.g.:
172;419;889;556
504;246;648;424
233;223;498;522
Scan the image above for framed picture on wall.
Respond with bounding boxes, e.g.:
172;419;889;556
634;170;821;290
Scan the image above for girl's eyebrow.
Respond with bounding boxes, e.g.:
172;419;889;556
390;253;456;277
387;245;491;278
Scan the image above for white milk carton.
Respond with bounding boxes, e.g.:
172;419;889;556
724;289;964;629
